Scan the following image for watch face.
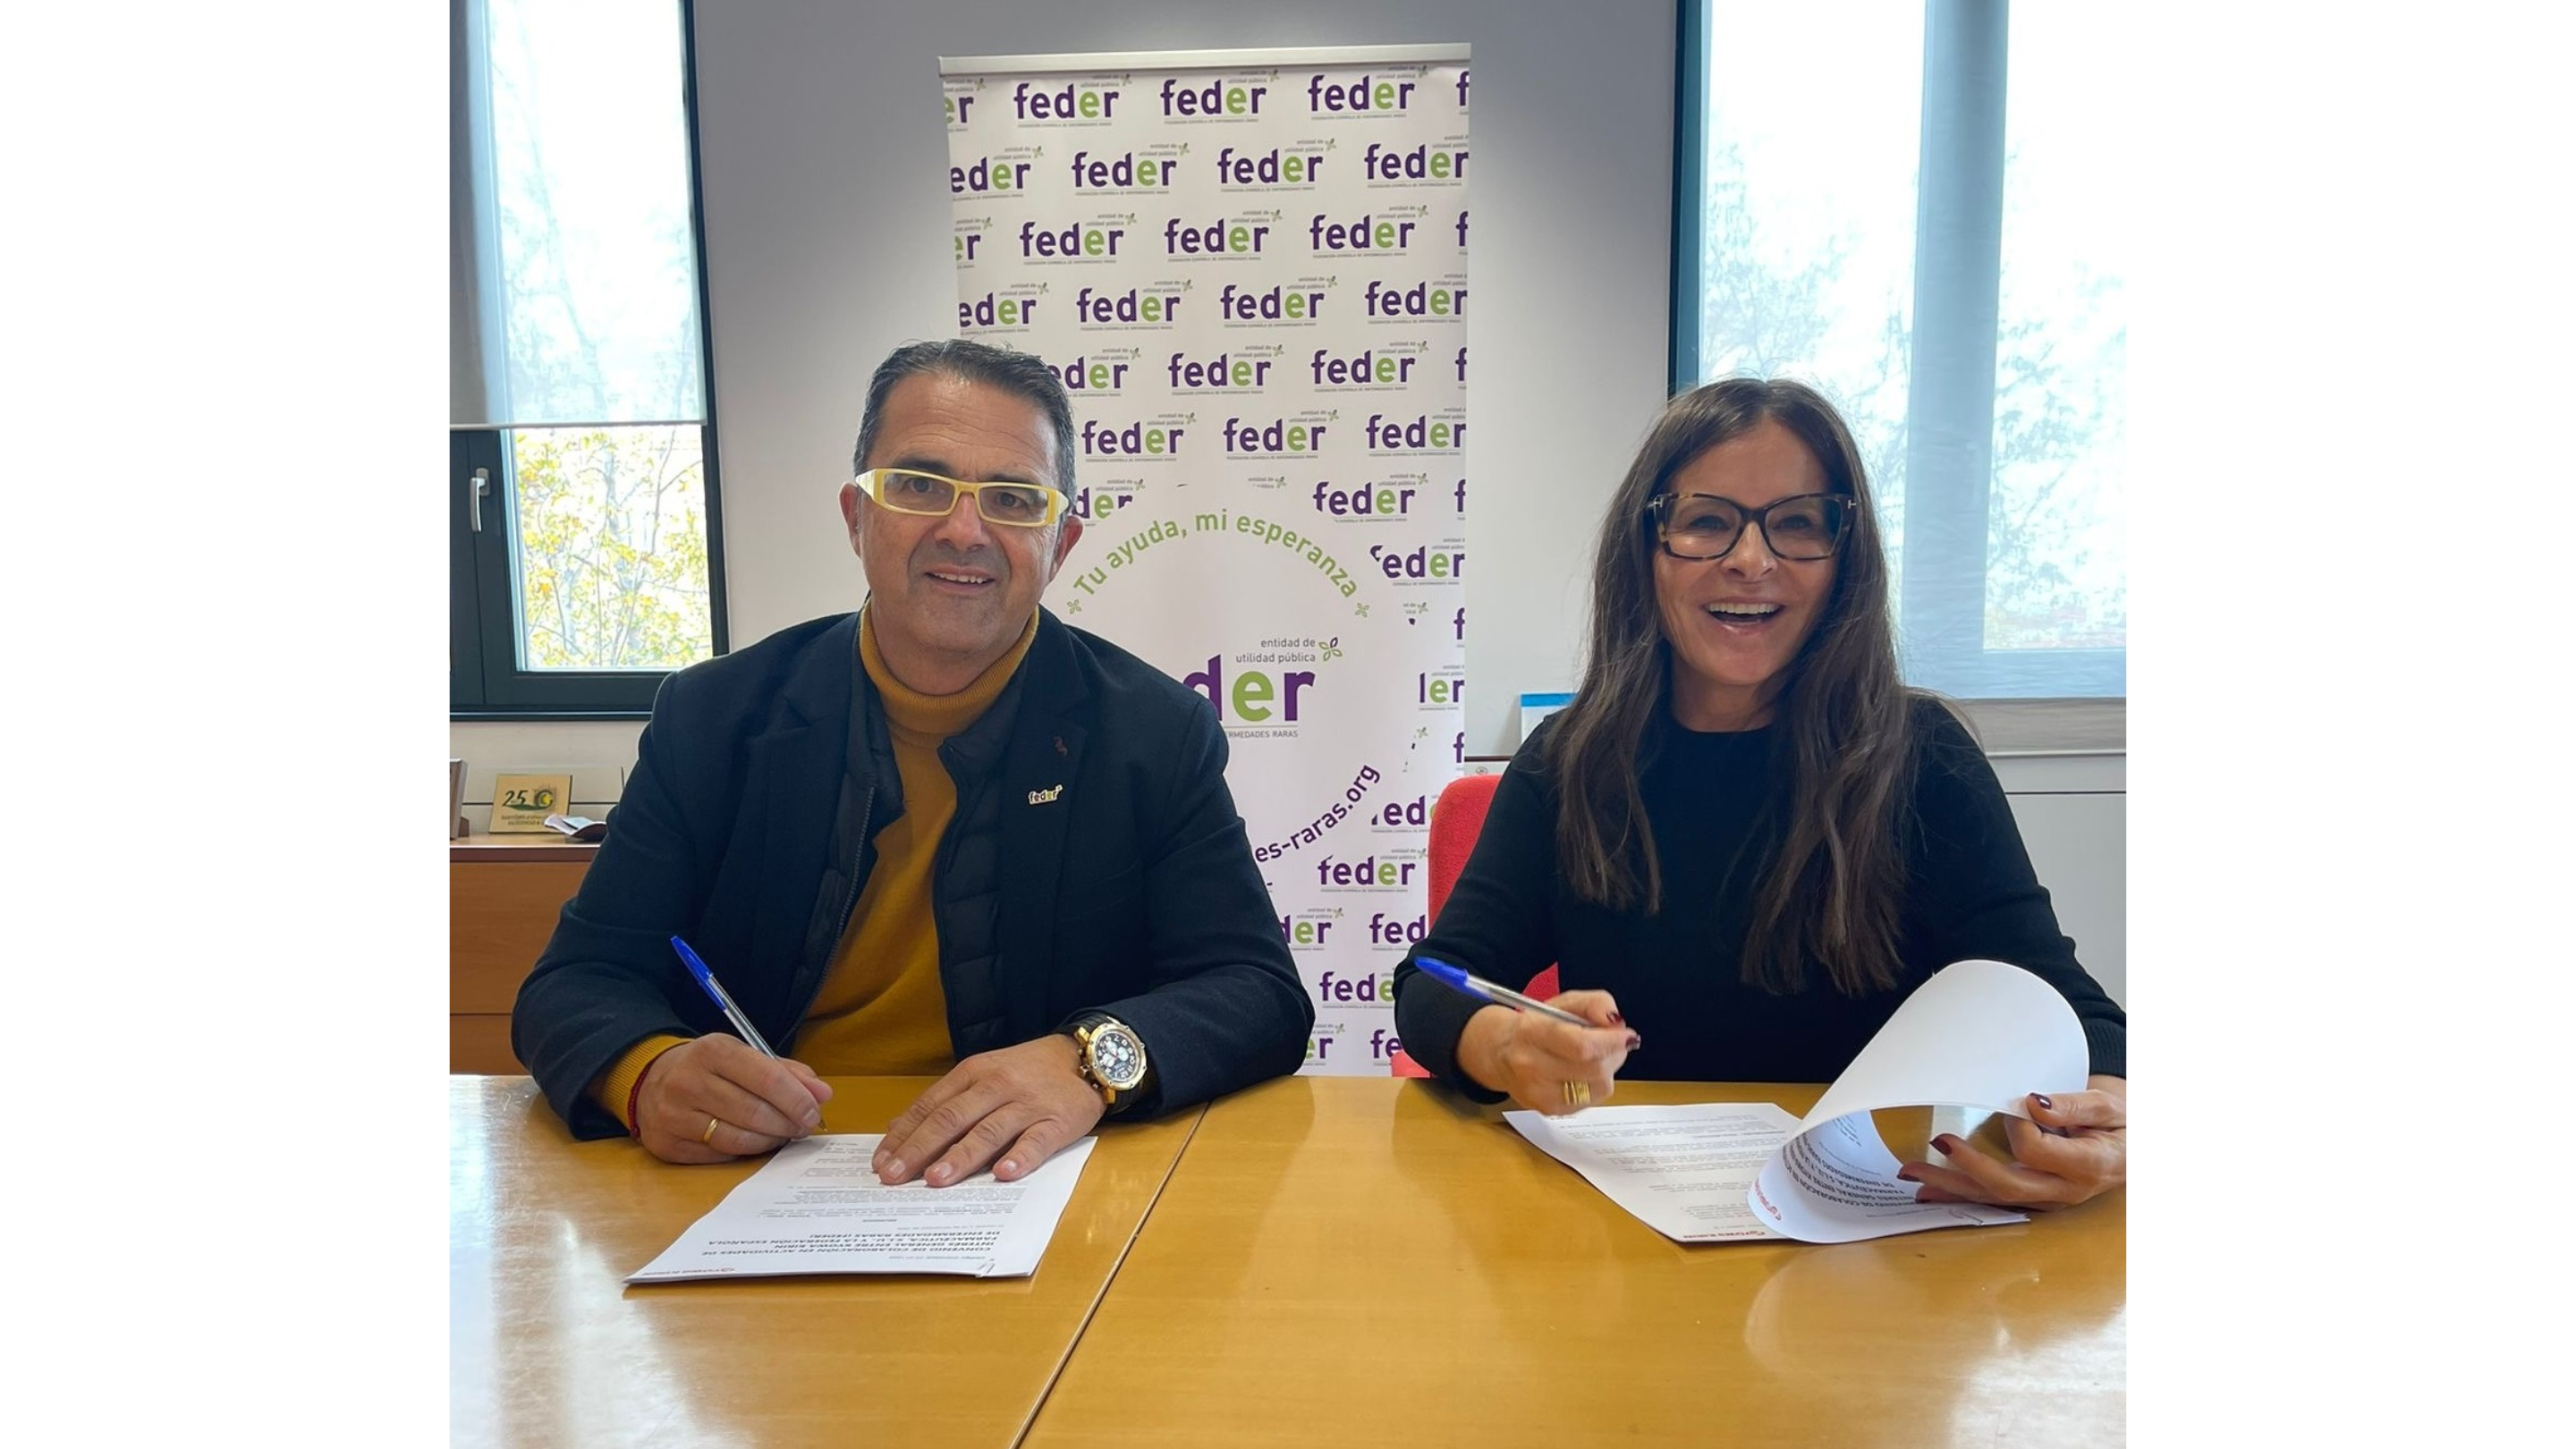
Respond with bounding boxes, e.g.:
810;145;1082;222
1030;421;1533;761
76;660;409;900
1089;1024;1148;1090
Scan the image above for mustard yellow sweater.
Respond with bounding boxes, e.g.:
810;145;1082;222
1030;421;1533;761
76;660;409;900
593;608;1038;1129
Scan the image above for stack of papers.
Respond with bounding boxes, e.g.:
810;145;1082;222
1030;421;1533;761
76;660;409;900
1505;959;2090;1243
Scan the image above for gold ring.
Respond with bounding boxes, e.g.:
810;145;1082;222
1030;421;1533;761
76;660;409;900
1561;1080;1590;1107
700;1115;722;1145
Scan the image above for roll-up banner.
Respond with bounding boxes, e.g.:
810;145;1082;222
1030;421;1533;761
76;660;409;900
942;46;1471;1074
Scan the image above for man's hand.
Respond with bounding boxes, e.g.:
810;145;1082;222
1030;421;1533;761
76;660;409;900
1899;1074;2127;1209
1453;990;1640;1115
633;1035;832;1165
875;1036;1107;1187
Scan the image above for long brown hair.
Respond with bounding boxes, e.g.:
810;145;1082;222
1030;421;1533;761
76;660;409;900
1543;377;1915;996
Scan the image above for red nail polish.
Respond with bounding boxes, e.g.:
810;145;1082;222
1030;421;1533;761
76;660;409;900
1607;1013;1625;1025
2032;1093;2055;1111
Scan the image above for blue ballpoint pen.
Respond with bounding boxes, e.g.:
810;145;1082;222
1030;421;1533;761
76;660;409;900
670;936;781;1058
671;936;826;1132
1416;955;1633;1043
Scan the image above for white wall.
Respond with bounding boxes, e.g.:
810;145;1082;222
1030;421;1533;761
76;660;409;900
1996;754;2125;1008
448;0;2127;1006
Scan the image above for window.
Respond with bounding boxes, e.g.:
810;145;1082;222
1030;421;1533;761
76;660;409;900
1674;0;2124;698
451;0;725;715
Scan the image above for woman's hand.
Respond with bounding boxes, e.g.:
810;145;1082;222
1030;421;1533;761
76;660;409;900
1899;1074;2126;1209
1453;990;1640;1114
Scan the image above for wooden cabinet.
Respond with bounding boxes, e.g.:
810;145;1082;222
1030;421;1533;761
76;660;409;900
451;835;596;1072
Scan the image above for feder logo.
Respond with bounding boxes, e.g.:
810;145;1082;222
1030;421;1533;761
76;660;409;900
1223;413;1333;457
1362;277;1468;319
1080;416;1190;459
1362;141;1469;184
1013;80;1123;122
1318;967;1399;1000
1364;411;1467;453
1310;478;1420;517
1416;668;1466;707
949;153;1031;196
1165;215;1273;257
1217;281;1326;324
1168;350;1273;391
1309;345;1418;387
1052;352;1131;394
1218;145;1328;187
1315;852;1418;887
1068;482;1138;520
1018;216;1129;261
1071;149;1180;190
957;286;1046;331
1075;284;1187;328
1369;539;1466;581
1185;652;1318;723
1280;912;1338;948
1307;72;1419;114
1161;75;1270;118
1365;911;1427;948
1309;211;1417;253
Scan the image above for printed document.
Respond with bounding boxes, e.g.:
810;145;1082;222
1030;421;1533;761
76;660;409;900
629;1134;1096;1282
1505;959;2090;1244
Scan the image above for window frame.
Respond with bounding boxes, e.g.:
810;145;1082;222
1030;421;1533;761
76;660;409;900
449;0;730;720
1669;0;2124;702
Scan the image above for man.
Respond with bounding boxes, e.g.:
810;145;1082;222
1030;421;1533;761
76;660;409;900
513;339;1311;1186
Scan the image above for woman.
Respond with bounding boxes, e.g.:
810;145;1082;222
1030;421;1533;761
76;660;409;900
1391;378;2126;1210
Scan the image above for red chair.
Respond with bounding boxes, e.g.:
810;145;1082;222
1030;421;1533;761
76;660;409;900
1388;772;1558;1076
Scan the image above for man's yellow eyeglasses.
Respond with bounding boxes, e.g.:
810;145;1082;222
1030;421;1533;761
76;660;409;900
853;468;1068;528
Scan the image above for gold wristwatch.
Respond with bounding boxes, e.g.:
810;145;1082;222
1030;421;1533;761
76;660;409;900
1070;1013;1150;1110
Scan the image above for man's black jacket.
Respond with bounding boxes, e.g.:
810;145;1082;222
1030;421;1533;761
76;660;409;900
512;609;1312;1139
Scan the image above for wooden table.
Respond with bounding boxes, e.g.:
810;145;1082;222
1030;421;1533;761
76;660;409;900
449;1076;1205;1449
1027;1077;2125;1448
453;1075;2123;1447
450;834;598;1072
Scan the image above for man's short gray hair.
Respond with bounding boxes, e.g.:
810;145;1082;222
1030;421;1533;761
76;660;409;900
851;339;1076;493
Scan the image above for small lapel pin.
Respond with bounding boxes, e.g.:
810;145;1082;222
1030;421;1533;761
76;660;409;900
1026;784;1065;805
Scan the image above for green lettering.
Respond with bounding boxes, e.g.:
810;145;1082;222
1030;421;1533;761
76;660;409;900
1234;670;1275;721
